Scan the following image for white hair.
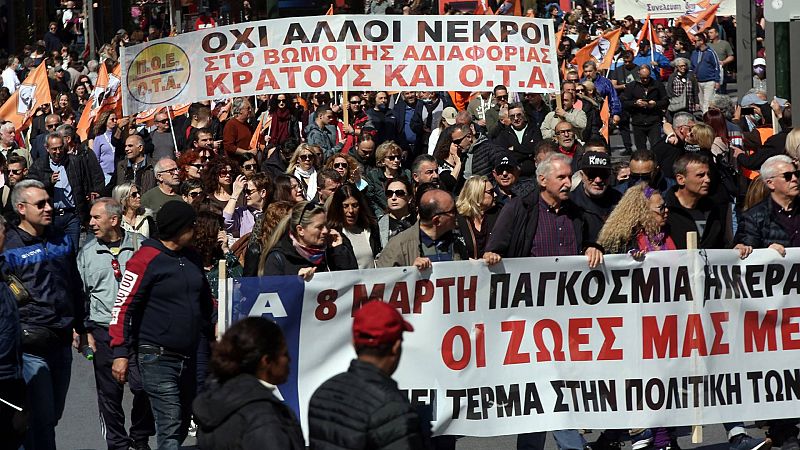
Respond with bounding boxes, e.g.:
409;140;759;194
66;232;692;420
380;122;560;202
536;153;572;178
760;155;794;180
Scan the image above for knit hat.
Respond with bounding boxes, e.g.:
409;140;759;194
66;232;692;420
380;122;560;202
156;201;196;239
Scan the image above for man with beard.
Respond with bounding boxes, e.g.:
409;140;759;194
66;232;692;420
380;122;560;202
541;92;586;141
364;91;395;146
2;155;27;223
484;85;510;139
568;150;621;241
581;60;621;126
621;65;669;151
553;121;583;172
493;103;542;164
491;153;520;207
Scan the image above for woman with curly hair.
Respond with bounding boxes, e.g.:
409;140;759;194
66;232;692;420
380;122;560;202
365;141;412;214
201;156;241;215
326;184;381;269
92;110;121;183
193;317;303;449
456;175;500;258
112;182;155;237
243;200;294;276
286;143;320;201
192;211;243;298
324;153;358;185
597;183;675;255
177;149;204;181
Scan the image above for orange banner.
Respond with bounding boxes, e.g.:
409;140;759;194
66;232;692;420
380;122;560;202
0;63;52;131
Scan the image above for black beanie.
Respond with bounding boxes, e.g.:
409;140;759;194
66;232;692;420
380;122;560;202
156;201;196;239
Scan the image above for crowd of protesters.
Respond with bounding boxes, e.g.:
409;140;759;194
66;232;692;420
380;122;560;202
0;0;797;449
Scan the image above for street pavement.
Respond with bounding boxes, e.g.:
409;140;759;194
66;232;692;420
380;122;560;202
58;353;767;449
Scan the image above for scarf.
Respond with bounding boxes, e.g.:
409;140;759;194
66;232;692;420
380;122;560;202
269;107;292;146
290;234;326;266
293;166;318;201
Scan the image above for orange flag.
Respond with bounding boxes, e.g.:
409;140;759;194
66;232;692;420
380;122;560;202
599;98;610;143
679;3;719;35
325;4;334;15
555;20;567;48
249;112;272;151
474;0;493;14
637;16;663;47
134;103;191;126
76;62;123;141
572;28;621;77
0;62;51;131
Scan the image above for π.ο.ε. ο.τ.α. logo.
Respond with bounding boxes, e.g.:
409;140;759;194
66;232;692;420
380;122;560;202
127;43;190;105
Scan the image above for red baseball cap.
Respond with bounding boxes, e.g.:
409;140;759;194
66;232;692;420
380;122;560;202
352;301;414;347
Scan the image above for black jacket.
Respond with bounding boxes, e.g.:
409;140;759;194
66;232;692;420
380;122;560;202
492;124;542;160
194;374;305;450
569;187;622;242
734;197;796;248
392;97;417;152
28;152;104;222
469;135;506;178
457;205;501;258
485;190;597;258
0;259;22;381
109;239;214;359
621;79;669;127
308;359;432;450
665;187;732;249
365;107;396;146
261;234;358;276
410;96;454;154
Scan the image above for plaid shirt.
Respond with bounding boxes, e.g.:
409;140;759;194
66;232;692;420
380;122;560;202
670;74;699;114
530;199;578;257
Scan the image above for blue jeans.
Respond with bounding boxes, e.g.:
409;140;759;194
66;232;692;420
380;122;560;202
22;344;73;450
518;429;586;450
53;212;81;252
137;352;195;450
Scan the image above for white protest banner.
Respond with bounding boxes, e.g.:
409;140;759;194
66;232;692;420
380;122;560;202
121;15;560;116
614;0;735;19
228;249;800;438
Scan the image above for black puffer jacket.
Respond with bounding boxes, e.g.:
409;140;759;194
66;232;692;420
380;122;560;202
194;373;305;450
308;359;432;450
734;198;796;248
665;187;732;250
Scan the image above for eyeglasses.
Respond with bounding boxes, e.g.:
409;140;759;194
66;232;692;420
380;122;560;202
333;162;348;169
509;113;525;119
654;203;667;212
111;258;122;282
769;170;800;182
158;167;180;174
22;199;49;209
386;154;402;161
385;189;407;198
484;189;495;195
129;191;141;198
556;129;574;135
243;164;257;171
298;154;313;161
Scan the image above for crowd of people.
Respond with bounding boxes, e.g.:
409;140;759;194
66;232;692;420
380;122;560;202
0;0;796;449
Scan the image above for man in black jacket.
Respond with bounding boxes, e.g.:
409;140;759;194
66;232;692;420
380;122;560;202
492;103;542;165
110;201;214;450
621;65;669;151
308;300;431;450
569;150;621;241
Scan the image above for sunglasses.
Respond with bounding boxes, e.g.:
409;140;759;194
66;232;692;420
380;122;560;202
298;154;314;161
188;190;202;198
770;170;800;182
452;133;473;146
111;258;122;282
23;199;49;209
495;95;508;100
200;156;211;163
129;191;141;198
243;188;253;196
156;119;169;124
628;172;652;182
333;162;348;169
435;207;457;217
219;169;232;176
298;201;317;224
243;164;257;171
190;163;204;170
159;167;180;174
46;123;61;129
386;154;402;161
654;203;667;212
385;189;407;198
509;113;524;119
9;169;24;175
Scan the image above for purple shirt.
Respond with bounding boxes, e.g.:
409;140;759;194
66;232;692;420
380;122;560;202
223;206;258;238
92;130;116;175
530;198;578;257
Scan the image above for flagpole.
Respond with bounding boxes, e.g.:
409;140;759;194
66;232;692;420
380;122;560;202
166;107;179;155
648;17;655;65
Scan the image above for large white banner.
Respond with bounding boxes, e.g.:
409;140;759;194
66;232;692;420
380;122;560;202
614;0;735;19
121;15;560;116
228;249;800;438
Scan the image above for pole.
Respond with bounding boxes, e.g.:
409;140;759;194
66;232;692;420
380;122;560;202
87;1;96;61
217;258;227;339
686;231;703;444
648;18;655;65
343;90;350;128
166;107;180;155
605;0;611;22
792;20;800;129
735;0;755;100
